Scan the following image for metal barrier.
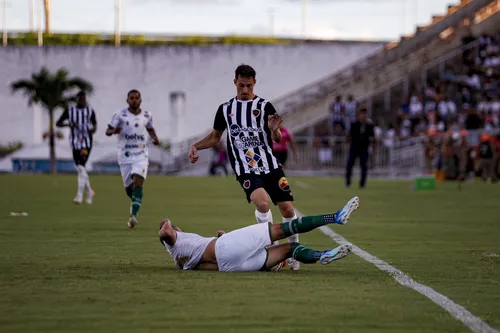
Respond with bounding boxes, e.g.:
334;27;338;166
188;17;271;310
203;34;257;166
285;136;425;177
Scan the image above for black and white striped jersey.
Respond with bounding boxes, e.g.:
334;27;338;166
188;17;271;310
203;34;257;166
213;96;280;176
57;106;96;150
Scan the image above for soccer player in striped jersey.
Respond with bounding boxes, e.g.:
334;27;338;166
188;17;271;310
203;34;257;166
106;90;160;229
56;91;96;204
189;64;302;270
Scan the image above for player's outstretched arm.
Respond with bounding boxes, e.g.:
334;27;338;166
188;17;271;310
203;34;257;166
189;130;223;163
147;127;159;145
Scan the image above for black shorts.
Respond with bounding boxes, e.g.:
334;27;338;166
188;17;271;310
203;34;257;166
274;151;288;166
237;168;294;205
72;148;91;166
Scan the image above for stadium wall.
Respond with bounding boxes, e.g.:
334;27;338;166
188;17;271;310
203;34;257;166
0;42;383;146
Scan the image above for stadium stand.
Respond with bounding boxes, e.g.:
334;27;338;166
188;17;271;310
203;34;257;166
272;0;500;179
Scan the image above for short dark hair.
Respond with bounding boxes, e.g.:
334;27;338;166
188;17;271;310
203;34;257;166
127;89;141;98
235;64;256;79
76;91;86;97
359;108;368;114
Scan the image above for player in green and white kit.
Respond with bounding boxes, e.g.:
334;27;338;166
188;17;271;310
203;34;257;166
106;90;159;228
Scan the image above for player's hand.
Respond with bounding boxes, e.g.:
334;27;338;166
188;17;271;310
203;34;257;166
152;137;159;145
268;114;283;132
114;127;122;134
216;230;225;237
189;145;199;164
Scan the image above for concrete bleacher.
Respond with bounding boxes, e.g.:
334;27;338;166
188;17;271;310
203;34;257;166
0;41;383;148
276;0;499;134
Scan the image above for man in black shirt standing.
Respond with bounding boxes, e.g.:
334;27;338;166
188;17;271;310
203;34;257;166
189;64;302;270
345;108;375;189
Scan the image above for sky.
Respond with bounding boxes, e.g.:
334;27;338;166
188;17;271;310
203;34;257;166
2;0;459;41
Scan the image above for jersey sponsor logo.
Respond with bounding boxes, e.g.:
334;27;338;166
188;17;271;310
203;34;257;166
125;133;146;141
245;151;261;168
252;109;261;117
234;137;263;150
230;124;263;137
278;177;290;191
124;144;146;149
229;124;241;137
249;166;267;172
124;150;145;158
242;180;251;189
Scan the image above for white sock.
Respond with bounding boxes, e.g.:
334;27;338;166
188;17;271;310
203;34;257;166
80;167;92;196
255;210;278;246
283;214;299;243
76;166;85;198
255;209;273;224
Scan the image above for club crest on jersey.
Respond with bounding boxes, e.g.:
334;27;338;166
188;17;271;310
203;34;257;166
278;177;290;191
242;180;251;189
125;121;129;126
245;151;261;168
252;109;260;117
135;123;139;127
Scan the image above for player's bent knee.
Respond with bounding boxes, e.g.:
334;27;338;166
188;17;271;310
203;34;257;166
250;189;270;212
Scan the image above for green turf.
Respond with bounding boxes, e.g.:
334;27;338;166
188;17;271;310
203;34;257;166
0;175;499;333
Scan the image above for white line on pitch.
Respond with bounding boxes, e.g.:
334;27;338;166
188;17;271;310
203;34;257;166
294;209;500;333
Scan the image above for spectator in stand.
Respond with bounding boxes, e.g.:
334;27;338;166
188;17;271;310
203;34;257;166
423;130;437;174
457;129;471;189
464;104;483;130
330;95;345;132
478;133;497;183
441;134;455;179
438;95;457;125
344;95;358;131
409;95;424;127
399;113;412;140
272;124;298;170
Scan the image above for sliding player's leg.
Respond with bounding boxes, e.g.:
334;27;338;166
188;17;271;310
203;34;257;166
264;242;353;270
268;196;360;243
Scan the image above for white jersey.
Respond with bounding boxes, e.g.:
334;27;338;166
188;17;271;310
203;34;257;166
108;108;153;164
161;231;216;270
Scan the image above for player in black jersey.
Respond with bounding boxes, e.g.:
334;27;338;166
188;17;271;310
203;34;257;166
56;91;96;204
189;64;302;270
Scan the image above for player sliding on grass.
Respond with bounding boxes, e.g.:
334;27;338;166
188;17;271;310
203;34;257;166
159;196;359;271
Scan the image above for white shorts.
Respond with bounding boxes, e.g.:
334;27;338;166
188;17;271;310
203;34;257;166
119;160;149;187
215;223;272;272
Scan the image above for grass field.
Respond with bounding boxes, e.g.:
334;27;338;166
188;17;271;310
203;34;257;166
1;174;499;333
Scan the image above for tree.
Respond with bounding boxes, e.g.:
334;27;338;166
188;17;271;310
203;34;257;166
11;67;93;173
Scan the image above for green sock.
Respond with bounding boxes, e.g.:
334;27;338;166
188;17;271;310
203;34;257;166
280;214;336;237
290;242;322;264
131;187;143;217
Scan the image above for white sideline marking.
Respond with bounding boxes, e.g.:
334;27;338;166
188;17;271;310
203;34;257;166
294;181;311;189
294;209;500;333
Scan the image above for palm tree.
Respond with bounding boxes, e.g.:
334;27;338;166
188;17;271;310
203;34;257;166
44;0;51;33
11;67;94;173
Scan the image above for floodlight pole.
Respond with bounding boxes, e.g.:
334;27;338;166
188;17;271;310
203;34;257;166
29;0;34;31
2;0;7;46
37;0;43;46
115;0;121;47
301;0;307;39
